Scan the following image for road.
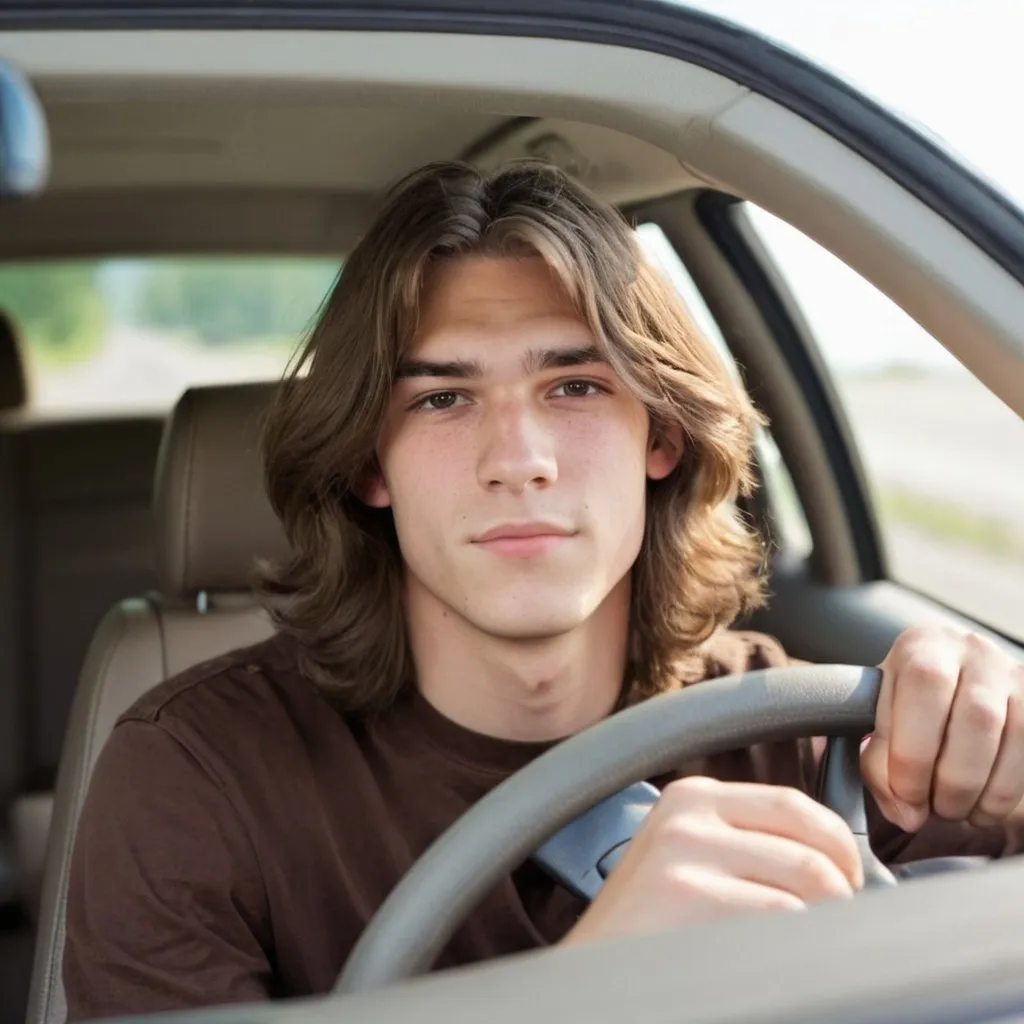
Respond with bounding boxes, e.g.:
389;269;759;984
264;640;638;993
837;373;1023;639
837;373;1024;527
885;526;1023;640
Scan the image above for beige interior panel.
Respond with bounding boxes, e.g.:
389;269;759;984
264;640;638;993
469;118;695;206
0;31;723;256
39;97;503;192
0;31;746;153
0;189;369;258
0;28;736;216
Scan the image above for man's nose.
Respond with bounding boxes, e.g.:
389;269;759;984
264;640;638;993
477;401;558;494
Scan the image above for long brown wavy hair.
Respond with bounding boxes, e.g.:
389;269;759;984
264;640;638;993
259;160;768;714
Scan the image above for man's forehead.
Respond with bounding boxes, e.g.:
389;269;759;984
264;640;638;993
402;254;605;376
415;254;578;334
409;313;594;358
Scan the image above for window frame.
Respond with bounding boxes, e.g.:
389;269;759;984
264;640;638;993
634;188;887;589
633;219;813;567
689;192;1024;644
695;193;888;581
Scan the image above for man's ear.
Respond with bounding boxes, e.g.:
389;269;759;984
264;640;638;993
353;459;392;509
646;423;684;481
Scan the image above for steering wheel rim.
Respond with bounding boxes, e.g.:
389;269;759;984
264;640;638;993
336;664;883;995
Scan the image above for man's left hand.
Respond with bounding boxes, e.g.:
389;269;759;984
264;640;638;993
860;626;1024;833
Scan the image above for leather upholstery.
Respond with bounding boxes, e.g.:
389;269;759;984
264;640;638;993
155;381;290;597
26;382;286;1024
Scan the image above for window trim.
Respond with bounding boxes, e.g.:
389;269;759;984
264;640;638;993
693;190;887;583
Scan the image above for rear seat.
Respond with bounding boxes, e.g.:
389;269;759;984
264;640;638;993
0;313;165;911
3;416;164;793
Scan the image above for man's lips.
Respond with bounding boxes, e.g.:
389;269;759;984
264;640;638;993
471;522;576;557
473;521;574;543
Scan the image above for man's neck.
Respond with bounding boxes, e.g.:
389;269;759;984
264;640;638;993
404;576;630;742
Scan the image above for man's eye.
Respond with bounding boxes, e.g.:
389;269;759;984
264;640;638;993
552;380;603;398
414;391;464;411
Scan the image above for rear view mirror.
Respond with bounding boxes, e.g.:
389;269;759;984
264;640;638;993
0;57;48;197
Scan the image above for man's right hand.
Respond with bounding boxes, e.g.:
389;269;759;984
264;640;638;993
561;776;863;946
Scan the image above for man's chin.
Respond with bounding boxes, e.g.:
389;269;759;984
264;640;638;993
465;606;593;643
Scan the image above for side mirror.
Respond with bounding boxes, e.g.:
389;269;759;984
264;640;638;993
0;57;49;197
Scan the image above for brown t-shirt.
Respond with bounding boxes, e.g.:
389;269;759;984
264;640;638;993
64;630;1021;1021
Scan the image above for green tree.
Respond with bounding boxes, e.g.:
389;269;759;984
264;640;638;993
0;263;107;362
136;259;338;345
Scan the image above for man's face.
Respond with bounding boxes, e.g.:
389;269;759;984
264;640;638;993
363;255;680;641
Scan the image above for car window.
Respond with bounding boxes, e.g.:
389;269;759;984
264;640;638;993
636;223;813;562
0;258;339;412
742;204;1024;642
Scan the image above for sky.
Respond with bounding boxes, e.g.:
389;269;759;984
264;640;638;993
676;0;1022;373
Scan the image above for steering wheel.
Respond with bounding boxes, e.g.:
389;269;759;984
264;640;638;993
335;665;984;995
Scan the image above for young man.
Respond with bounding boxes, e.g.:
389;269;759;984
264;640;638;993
65;161;1024;1020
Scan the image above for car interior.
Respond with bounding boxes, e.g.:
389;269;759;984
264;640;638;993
0;11;1022;1024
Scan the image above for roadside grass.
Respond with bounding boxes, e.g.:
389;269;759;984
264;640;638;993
880;487;1024;563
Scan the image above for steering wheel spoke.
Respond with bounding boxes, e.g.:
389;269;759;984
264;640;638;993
532;781;660;900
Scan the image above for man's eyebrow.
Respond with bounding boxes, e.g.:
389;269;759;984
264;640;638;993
395;344;605;381
525;344;606;373
395;358;482;380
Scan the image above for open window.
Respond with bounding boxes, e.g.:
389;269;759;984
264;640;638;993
737;205;1024;643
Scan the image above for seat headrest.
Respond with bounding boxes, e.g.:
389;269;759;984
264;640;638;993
154;382;291;598
0;310;28;411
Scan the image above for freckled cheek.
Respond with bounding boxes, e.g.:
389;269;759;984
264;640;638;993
566;419;647;544
558;418;648;489
386;426;476;507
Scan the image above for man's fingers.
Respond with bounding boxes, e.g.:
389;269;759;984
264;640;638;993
860;653;909;830
868;629;1023;829
678;825;857;903
860;734;911;831
972;693;1024;826
933;641;1008;820
667;867;808;918
663;778;863;889
883;633;961;817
